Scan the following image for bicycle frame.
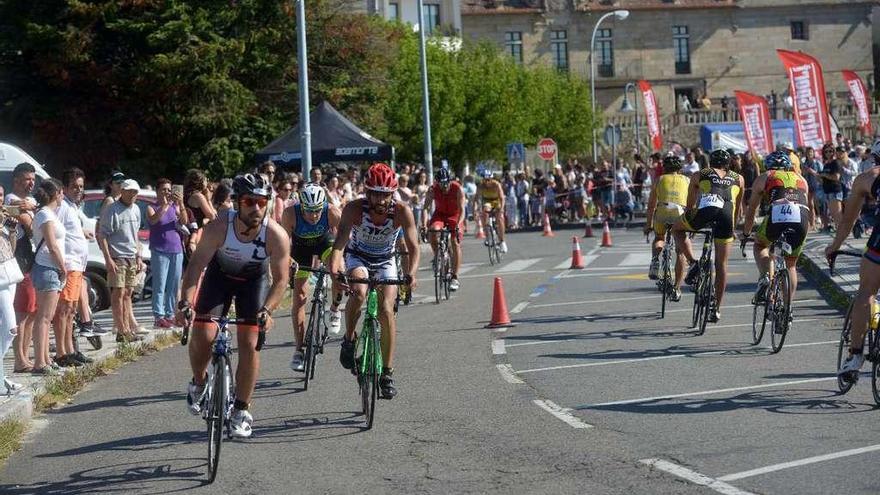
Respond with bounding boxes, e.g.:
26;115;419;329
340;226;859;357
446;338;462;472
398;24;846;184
692;228;716;334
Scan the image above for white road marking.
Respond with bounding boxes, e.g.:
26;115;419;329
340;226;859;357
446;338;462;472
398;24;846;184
495;364;524;384
533;399;593;429
554;255;598;269
492;339;505;355
531;294;657;309
718;443;880;481
457;265;476;275
578;377;837;409
510;302;530;314
498;258;542;272
458;270;546;280
641;459;756;495
620;252;654;266
517;354;681;373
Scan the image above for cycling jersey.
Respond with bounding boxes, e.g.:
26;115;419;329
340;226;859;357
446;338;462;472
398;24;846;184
480;180;500;201
652;173;688;236
345;199;399;261
756;170;810;257
865;172;880;264
291;203;333;272
211;209;269;279
764;170;808;205
682;168;742;243
431;181;463;219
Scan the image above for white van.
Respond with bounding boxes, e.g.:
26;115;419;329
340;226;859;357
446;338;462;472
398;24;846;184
0;141;51;190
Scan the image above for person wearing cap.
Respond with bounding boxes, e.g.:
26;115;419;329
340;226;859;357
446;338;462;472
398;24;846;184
819;144;844;231
98;179;145;343
837;145;860;199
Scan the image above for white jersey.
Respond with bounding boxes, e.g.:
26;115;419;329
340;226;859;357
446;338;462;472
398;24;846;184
211;209;269;279
346;199;399;260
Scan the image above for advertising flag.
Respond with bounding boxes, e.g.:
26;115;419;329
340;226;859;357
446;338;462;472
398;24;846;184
777;49;832;149
842;70;873;135
734;91;774;154
638;80;662;151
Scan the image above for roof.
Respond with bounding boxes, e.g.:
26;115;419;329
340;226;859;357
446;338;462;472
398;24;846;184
462;0;543;15
576;0;737;12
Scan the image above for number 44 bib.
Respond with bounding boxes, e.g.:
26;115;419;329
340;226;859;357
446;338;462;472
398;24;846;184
771;203;801;223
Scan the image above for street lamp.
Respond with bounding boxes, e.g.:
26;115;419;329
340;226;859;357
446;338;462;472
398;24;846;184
590;9;630;163
295;0;312;180
416;0;434;184
621;82;640;154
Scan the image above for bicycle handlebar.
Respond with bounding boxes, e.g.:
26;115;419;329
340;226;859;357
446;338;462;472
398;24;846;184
337;273;411;287
297;266;331;275
827;250;862;276
181;310;269;351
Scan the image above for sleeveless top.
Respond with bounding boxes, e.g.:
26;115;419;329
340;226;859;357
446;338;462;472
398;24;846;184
656;173;689;206
480;180;500;201
346;199;399;260
209;209;269;279
292;203;330;249
764;170;808;206
432;181;463;218
697;168;741;203
149;204;183;254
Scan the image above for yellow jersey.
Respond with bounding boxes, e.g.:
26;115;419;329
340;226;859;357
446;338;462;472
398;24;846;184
656;173;689;207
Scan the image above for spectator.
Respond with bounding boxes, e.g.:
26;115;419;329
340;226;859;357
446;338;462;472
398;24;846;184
6;163;37;374
184;169;217;255
0;184;5;204
857;145;873;173
729;152;743;174
310;166;323;185
260;161;279;220
31;179;67;374
632;156;647;207
52;168;92;369
98;179;145;343
0;210;20;392
593;161;614;220
147;178;188;329
212;179;235;215
720;96;730;120
412;171;429;227
515;172;530;227
692;146;708;169
819;145;844;230
740;151;761;205
837;145;859;197
326;175;344;208
678;94;692;113
682;152;700;176
503;172;518;229
613;182;635;224
801;146;823;231
272;175;295;222
698;93;712;110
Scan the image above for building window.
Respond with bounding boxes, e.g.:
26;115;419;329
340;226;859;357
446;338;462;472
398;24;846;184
505;31;523;64
551;30;569;73
596;28;613;77
673;25;691;75
790;21;808;40
423;4;440;35
388;2;398;20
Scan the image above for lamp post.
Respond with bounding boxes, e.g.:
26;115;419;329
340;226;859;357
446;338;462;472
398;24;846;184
590;9;630;163
417;0;434;184
621;82;640;154
296;0;312;180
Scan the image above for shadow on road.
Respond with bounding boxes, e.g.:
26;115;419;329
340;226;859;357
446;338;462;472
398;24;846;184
244;411;368;442
47;391;184;415
539;341;782;362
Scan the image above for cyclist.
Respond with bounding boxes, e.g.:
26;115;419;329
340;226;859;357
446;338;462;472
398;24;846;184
743;151;811;305
825;138;880;375
280;183;342;373
176;174;290;438
329;163;420;400
644;155;689;301
423;167;466;291
672;149;744;323
477;169;508;253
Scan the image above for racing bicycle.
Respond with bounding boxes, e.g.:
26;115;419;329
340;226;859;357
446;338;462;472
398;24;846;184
298;265;337;390
484;213;504;265
691;225;716;336
741;230;796;352
428;227;453;303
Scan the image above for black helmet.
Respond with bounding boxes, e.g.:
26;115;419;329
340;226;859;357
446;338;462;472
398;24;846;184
709;149;731;168
435;167;451;185
764;150;792;171
662;155;683;173
233;173;271;198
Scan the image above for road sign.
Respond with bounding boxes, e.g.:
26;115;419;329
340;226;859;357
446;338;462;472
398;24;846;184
506;143;525;163
603;125;622;147
537;138;557;161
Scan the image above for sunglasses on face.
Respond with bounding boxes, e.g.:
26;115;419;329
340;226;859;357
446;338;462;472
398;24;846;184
240;196;268;208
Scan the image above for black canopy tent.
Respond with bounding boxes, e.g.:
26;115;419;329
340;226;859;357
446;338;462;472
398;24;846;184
255;101;393;169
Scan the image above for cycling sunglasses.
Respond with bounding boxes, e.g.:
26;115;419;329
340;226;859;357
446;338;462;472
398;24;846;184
240;196;269;208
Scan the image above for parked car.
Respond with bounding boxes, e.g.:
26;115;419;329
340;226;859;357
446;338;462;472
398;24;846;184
81;189;156;311
0;141;51;192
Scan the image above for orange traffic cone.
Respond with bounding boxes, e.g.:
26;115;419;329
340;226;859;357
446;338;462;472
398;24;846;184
485;277;513;328
583;221;594;238
475;217;486;239
601;221;613;247
570;236;585;269
542;213;555;237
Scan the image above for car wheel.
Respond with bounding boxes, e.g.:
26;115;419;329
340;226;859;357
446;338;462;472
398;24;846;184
85;271;110;312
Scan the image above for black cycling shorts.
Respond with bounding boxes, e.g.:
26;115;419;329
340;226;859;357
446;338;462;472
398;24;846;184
195;264;268;321
683;203;735;243
292;238;333;268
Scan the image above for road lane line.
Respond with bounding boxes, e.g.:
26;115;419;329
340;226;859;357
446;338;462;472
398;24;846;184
620;253;653;266
577;377;837;409
510;302;530;314
518;355;681;372
531;294;656;308
495;364;524;384
718;443;880;481
641;459;756;495
533;399;593;429
492;339;505;355
497;258;542;272
458;265;476;275
458;270;546;280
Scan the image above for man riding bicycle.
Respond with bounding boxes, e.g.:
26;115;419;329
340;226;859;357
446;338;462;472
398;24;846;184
423;167;466;291
672;149;744;323
329;163;420;400
477;169;508;253
826;138;880;375
280;183;342;373
176;173;290;438
743;151;811;305
644;155;689;301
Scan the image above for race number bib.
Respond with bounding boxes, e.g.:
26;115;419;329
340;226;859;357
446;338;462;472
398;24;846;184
771;203;801;223
698;194;724;209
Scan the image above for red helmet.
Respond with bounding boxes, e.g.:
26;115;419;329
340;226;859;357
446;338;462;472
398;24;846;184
364;163;398;192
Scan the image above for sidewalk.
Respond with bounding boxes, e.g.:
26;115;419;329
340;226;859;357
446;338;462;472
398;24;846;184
798;229;866;310
0;300;174;423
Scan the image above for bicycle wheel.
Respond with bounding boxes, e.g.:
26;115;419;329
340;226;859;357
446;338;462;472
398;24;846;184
837;302;856;394
751;284;767;345
442;255;451;300
697;264;713;336
487;223;497;265
691;281;703;329
206;358;227;483
769;270;791;353
872;342;880;405
359;320;377;428
660;247;671;319
434;251;441;304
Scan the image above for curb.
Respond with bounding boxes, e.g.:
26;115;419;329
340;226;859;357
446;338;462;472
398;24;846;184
798;253;852;312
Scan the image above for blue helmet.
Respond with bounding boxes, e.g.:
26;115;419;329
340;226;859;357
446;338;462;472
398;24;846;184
764;150;792;171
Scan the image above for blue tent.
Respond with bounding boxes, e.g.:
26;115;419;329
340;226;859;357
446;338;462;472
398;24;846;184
699;121;798;153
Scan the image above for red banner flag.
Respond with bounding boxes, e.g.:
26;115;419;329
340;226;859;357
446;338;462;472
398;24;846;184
734;90;774;154
842;70;873;136
638;80;662;151
777;49;831;150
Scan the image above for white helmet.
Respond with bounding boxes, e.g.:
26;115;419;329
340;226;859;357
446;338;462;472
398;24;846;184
299;183;326;211
871;137;880;158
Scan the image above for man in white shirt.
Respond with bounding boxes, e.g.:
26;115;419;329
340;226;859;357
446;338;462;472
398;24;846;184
52;167;93;365
682;152;700;176
5;163;37;373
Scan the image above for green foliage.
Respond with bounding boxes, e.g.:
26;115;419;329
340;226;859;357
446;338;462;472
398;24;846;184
0;2;596;181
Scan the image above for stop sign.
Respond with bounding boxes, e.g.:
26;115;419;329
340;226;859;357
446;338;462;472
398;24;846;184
537;138;557;161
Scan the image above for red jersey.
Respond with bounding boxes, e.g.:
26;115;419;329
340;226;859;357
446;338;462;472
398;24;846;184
432;181;463;218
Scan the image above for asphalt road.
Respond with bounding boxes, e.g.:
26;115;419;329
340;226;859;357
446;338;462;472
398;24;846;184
0;227;871;494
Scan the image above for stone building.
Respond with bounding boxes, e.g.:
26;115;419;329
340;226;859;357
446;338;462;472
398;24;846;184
368;0;463;35
461;0;876;120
